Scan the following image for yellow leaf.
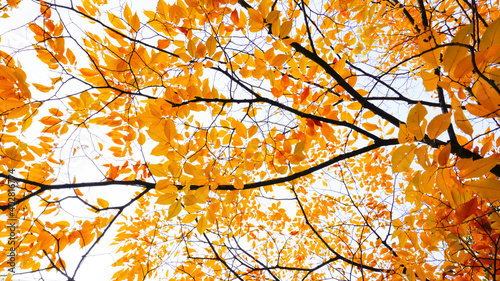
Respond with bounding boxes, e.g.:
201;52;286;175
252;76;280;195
196;42;206;58
184;162;197;175
280;20;293;38
167;200;182;220
438;143;452;166
419;69;439;92
442;25;472;73
452;52;487;80
234;177;244;189
234;122;247;138
123;3;132;24
107;12;126;30
266;10;280;23
427;112;451;139
156;193;177;205
452;96;473;136
465;178;500;199
130;13;140;32
32;83;54;93
184;204;202;213
362;123;378;131
398;123;414;144
187;39;196;58
138;132;146;145
406;102;427;141
248;125;258;137
248;9;263;25
149;164;168;177
206;36;217;57
479;17;500;51
392;144;416;173
182;213;198;223
270;54;289;67
156;179;177;193
164;119;177;142
196;215;208;234
418;29;441;68
97;198;109;208
458;158;500;179
40;116;62;126
183;194;197;206
465;102;499;118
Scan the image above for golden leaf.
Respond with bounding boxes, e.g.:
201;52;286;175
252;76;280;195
406;102;427;141
392;144;417;173
458;158;500;179
465;178;500;199
427;112;451;139
167;200;182;220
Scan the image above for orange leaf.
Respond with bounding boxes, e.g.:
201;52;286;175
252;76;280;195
97;198;109;208
427;112;451;139
196;215;208;234
465;178;500;199
459;158;500;179
392;144;416;173
167;200;182;220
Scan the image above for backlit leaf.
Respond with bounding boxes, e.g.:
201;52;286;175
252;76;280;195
406;102;427;141
465;178;500;199
167;200;182;220
392;144;417;173
427;112;451;139
459;158;500;179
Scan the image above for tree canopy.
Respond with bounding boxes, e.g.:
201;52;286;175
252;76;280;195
1;0;500;280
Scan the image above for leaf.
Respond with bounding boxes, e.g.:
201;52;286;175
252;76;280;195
156;193;177;205
167;200;182;220
107;12;126;30
458;158;500;179
130;13;140;32
419;69;439;92
466;102;499;118
406;102;427;141
187;39;196;57
32;83;54;93
465;178;500;199
427;112;451;139
196;215;208;234
206;36;217;56
97;198;109;208
164;119;177;142
182;213;198;223
40;116;62;126
452;98;474;136
418;29;441;68
398;123;414;144
438;143;452;166
123;3;132;24
362;123;378;131
392;144;417;173
479;17;500;51
270;54;289;67
455;198;478;224
183;162;196;175
149;164;168;177
442;25;472;73
234;177;244;190
183;194;197;206
234;122;247;138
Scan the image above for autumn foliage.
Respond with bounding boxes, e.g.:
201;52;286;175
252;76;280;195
1;0;500;280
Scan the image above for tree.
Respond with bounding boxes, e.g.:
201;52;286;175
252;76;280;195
0;0;500;279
